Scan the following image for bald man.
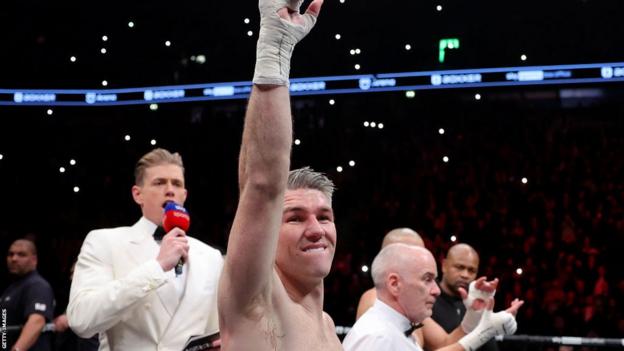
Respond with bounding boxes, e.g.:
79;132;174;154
356;228;425;319
432;244;498;351
1;239;55;351
344;244;520;351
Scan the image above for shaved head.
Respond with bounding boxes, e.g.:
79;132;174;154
12;239;37;255
381;228;425;249
441;243;480;296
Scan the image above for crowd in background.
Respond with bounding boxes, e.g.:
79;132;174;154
1;89;623;350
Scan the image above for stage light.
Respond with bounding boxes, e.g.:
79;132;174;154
247;31;253;37
363;121;369;127
149;103;158;111
516;268;523;275
70;56;76;62
102;80;108;87
124;135;131;141
406;91;415;98
165;41;171;47
47;109;53;116
521;54;527;61
128;21;135;28
475;93;481;100
443;156;449;163
378;123;384;129
436;5;443;11
329;99;335;105
350;49;355;55
294;139;301;145
335;34;341;40
349;160;356;167
150;139;157;145
244;18;250;24
355;48;361;54
354;64;361;70
405;44;412;51
522;177;528;184
70;159;76;166
450;235;457;242
100;48;107;54
370;122;376;128
439;128;445;135
102;35;108;41
361;265;369;273
59;167;65;173
73;186;80;193
336;166;343;172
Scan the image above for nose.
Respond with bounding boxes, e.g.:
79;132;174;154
432;283;441;297
303;217;324;242
165;182;175;197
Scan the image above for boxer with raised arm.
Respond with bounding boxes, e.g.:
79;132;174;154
217;0;342;349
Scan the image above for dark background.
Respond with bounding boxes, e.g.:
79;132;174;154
1;0;624;349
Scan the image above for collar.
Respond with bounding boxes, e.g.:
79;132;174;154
373;298;413;334
129;216;159;243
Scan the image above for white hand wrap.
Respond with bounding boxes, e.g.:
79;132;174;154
253;0;318;85
458;310;517;351
461;281;496;333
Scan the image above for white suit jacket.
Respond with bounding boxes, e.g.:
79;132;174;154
68;217;223;351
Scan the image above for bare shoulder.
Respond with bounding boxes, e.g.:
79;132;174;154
323;311;337;332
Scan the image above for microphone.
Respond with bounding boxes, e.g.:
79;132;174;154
163;201;191;276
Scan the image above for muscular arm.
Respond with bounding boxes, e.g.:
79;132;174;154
219;84;293;314
218;0;322;321
11;314;45;351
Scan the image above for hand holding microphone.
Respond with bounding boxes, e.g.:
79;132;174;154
156;201;191;276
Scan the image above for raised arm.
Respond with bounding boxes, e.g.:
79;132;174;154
219;0;323;315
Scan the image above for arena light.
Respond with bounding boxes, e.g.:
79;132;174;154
438;128;445;135
349;160;355;167
244;18;250;24
378;123;384;129
450;235;457;242
329;99;335;105
436;5;443;11
100;48;107;54
475;93;481;100
335;34;341;40
69;159;77;166
59;167;66;173
150;139;157;146
516;268;523;275
149;103;158;111
336;166;343;173
443;156;449;163
405;44;412;51
294;139;301;145
128;21;135;28
70;56;77;62
522;177;528;184
405;90;415;98
47;109;53;116
370;122;376;128
124;135;131;141
165;41;171;47
247;31;253;37
354;64;361;70
0;154;3;160
73;186;80;193
521;54;527;61
363;121;369;127
361;265;369;273
102;35;108;41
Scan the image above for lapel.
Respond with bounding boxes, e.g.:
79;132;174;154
161;241;210;337
125;217;179;318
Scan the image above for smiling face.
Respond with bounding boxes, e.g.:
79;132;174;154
132;163;187;226
275;188;337;286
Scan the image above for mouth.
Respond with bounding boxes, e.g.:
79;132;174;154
301;244;328;253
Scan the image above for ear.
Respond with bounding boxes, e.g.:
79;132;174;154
387;273;401;297
131;185;143;206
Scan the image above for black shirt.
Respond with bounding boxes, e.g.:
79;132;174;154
0;270;54;351
431;286;499;351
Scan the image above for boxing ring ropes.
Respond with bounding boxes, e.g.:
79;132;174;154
334;326;624;349
5;323;624;348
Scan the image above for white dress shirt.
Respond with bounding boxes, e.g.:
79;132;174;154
343;299;424;351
